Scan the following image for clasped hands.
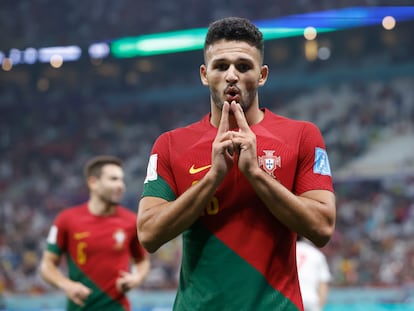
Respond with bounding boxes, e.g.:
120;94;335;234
211;100;258;179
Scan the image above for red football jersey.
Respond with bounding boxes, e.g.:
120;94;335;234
46;203;146;311
143;108;334;311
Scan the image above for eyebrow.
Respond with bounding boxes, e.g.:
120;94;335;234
211;57;254;64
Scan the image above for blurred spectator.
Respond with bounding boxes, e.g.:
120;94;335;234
296;236;331;311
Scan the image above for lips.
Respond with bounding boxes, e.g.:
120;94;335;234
226;96;240;103
225;86;240;102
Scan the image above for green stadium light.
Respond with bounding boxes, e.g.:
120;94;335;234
111;28;207;58
110;27;336;58
260;27;335;40
110;6;414;58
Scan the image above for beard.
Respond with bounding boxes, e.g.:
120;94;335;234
210;86;257;113
99;192;121;207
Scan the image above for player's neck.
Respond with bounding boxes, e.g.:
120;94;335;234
88;197;116;216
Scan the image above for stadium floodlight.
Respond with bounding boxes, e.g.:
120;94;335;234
110;27;339;58
9;49;22;65
111;6;414;58
111;28;207;58
88;42;110;59
255;6;414;29
2;6;414;64
38;45;82;63
23;48;37;64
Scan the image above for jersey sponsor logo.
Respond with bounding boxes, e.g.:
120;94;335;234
258;150;281;177
189;164;212;174
313;147;332;176
74;231;90;240
47;225;58;244
144;154;158;183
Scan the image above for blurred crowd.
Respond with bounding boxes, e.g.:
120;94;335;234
327;175;414;287
0;69;413;294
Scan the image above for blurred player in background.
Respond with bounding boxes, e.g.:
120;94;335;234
296;236;331;311
137;17;336;310
40;155;150;311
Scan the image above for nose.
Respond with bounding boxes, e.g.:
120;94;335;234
117;179;126;192
225;65;238;84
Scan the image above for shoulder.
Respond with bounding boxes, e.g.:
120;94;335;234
57;203;86;218
53;203;87;228
261;109;323;144
153;114;213;150
264;109;320;131
162;115;210;137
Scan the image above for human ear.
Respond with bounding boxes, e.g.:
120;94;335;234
200;64;209;86
258;65;269;86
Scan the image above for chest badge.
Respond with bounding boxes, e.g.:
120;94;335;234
258;150;281;178
113;229;126;250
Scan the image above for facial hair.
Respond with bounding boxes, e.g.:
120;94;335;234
210;85;257;113
99;191;120;213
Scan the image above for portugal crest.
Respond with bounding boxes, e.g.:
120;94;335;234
258;150;281;177
113;229;126;250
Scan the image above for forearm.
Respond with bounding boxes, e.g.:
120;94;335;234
41;251;91;305
319;282;329;307
131;258;151;287
40;257;71;290
138;170;222;252
245;167;335;247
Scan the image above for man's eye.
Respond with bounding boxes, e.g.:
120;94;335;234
216;64;228;71
236;64;250;72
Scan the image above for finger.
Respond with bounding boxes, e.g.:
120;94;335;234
72;294;86;306
227;139;235;156
118;270;128;277
230;102;249;131
217;101;230;134
84;287;92;296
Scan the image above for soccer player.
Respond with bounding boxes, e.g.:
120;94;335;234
40;155;150;311
296;236;331;311
137;17;336;311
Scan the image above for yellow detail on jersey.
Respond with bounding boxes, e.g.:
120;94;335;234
206;196;219;215
189;164;211;174
192;179;220;216
74;232;90;240
77;242;87;265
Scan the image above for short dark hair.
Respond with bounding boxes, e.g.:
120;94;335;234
204;17;264;61
83;155;123;179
